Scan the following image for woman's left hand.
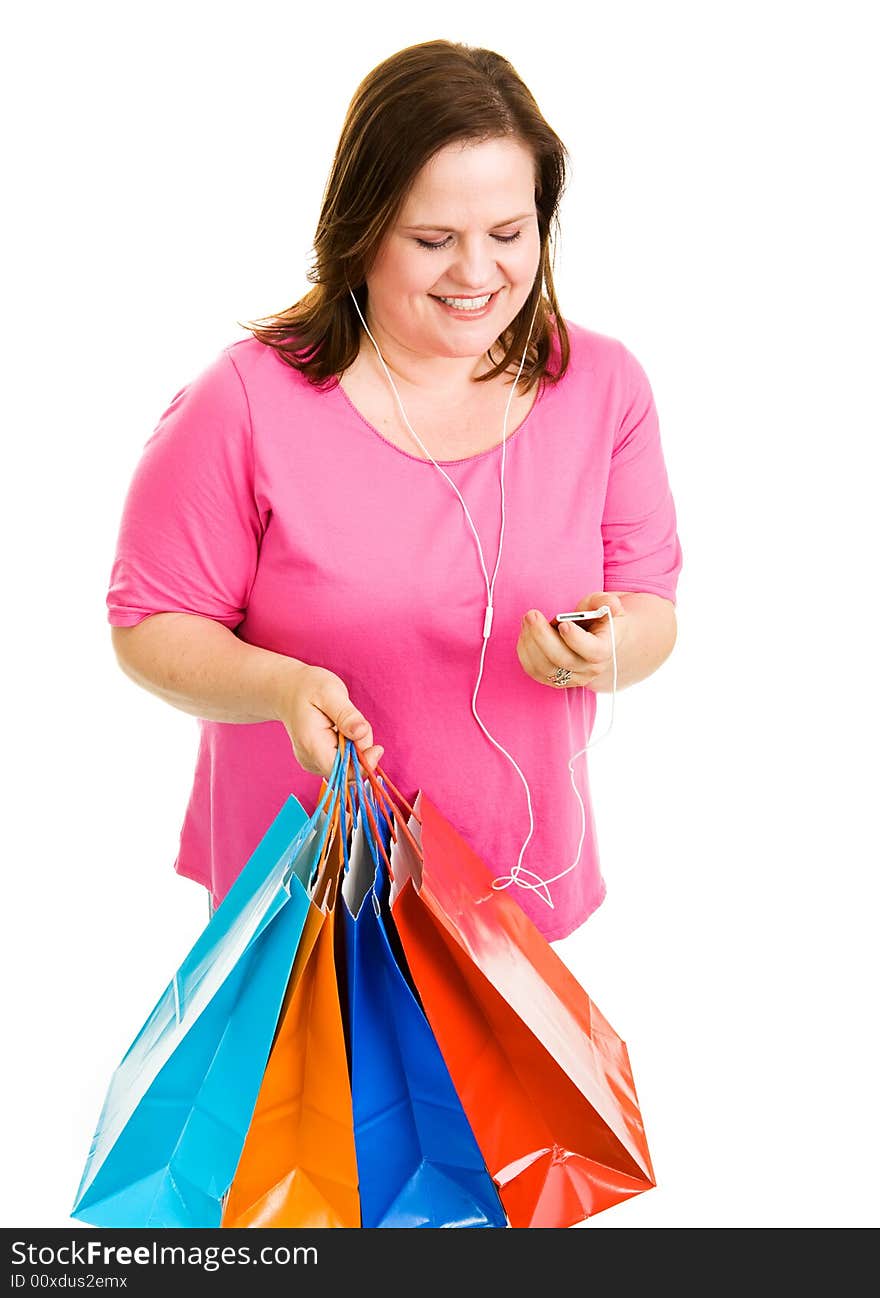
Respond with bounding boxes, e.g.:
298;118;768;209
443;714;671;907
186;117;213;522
516;592;629;689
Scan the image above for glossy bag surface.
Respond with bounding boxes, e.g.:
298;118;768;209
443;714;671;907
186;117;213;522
364;774;655;1229
341;766;507;1229
72;750;352;1229
221;792;360;1228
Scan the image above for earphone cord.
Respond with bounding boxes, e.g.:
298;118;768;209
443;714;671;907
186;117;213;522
346;285;617;909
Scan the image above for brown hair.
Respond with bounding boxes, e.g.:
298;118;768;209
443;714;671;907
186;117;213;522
237;40;571;395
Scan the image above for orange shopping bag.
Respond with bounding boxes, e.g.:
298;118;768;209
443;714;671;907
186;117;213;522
358;761;655;1230
221;742;360;1228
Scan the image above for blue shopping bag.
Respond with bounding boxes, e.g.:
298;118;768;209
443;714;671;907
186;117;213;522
341;761;507;1229
72;744;354;1228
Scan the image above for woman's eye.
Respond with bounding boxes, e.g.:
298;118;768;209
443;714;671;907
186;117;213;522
415;231;522;251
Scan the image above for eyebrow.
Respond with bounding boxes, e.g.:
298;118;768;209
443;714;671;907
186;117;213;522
402;212;534;232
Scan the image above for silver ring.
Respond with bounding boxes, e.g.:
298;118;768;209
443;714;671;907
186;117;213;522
549;666;574;687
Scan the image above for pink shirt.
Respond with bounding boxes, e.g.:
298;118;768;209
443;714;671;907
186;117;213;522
106;317;683;941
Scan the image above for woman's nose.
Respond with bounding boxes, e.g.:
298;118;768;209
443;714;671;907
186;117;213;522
449;238;498;290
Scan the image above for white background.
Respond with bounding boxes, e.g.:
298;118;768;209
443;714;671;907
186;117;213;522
3;0;877;1230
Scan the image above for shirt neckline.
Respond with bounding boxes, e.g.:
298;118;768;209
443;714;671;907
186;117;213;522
331;370;551;466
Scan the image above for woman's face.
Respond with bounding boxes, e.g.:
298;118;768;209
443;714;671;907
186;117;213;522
364;136;542;364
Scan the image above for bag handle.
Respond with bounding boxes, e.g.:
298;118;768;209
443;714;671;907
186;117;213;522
313;733;393;904
338;740;425;879
308;731;355;892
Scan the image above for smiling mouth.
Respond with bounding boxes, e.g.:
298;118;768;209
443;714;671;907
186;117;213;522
430;291;500;310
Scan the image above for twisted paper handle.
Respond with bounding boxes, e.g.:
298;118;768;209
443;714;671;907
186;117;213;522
332;735;424;883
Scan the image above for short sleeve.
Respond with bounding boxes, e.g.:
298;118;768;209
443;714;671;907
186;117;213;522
601;345;683;605
106;347;264;629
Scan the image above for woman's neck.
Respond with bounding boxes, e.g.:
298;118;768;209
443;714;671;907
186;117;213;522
356;326;500;399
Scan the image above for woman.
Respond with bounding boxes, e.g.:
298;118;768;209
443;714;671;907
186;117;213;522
106;40;683;943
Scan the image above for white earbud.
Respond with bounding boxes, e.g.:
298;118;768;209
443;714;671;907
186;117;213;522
347;283;617;909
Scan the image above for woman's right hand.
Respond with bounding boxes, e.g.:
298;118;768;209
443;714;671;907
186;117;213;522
275;662;384;780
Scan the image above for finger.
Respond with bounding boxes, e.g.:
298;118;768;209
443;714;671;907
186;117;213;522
574;594;626;619
346;740;384;782
335;704;373;751
526;609;603;668
519;617;589;685
554;617;607;663
342;742;381;779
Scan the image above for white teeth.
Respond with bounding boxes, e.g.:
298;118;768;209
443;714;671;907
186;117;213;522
437;294;492;310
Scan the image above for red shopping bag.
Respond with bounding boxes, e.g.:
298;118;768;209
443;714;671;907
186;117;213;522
357;761;656;1229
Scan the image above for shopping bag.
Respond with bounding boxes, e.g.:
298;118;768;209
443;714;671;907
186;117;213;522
358;762;656;1229
340;759;508;1229
221;767;360;1228
71;744;355;1228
